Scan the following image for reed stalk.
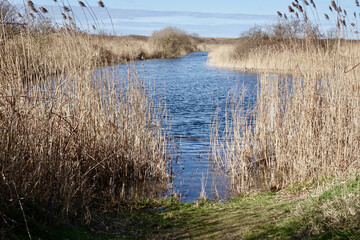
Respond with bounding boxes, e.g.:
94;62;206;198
0;1;174;235
210;0;360;193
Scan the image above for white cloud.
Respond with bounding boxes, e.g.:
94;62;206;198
15;4;277;37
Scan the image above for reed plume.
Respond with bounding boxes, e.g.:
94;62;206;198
331;1;337;9
27;1;38;13
39;7;48;13
298;5;303;12
63;6;70;12
97;1;105;8
27;0;34;7
96;0;115;35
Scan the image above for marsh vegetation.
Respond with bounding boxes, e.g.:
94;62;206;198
210;0;360;192
1;0;360;238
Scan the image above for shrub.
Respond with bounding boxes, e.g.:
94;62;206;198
267;20;322;40
150;27;196;58
230;20;323;61
233;25;275;60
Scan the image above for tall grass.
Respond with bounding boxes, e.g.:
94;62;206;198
0;0;172;236
211;1;360;193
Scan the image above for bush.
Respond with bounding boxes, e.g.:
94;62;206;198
232;20;323;60
150;27;196;58
233;25;275;60
267;20;322;40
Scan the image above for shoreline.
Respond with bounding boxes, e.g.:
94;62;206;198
206;60;295;76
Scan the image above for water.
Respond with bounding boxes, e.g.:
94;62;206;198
115;52;258;202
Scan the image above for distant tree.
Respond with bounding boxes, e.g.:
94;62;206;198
191;33;200;38
0;0;19;37
267;20;323;40
0;0;17;24
241;25;269;40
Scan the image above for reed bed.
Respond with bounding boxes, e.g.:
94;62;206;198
0;1;173;236
211;1;360;193
0;31;197;84
208;39;360;74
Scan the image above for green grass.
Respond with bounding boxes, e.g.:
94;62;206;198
7;176;360;239
99;193;302;239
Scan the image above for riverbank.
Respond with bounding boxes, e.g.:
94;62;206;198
207;7;360;238
207;39;360;75
209;25;360;197
14;175;360;239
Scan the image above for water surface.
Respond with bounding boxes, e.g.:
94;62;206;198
115;52;258;202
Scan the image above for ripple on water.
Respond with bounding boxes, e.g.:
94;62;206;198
115;52;258;202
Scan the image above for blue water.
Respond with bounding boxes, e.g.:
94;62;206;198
115;52;258;202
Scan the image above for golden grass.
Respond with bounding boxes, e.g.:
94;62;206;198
0;8;174;231
208;39;359;74
211;22;360;193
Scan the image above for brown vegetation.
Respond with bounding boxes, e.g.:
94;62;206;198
149;27;197;58
0;1;177;237
211;1;360;195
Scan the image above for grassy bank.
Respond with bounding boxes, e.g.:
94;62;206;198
14;175;360;239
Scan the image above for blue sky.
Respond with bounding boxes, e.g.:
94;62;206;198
11;0;360;37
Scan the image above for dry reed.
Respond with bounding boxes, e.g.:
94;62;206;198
0;0;173;235
211;1;360;194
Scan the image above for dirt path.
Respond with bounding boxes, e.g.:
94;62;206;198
110;193;304;239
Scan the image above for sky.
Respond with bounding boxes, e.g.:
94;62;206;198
10;0;360;37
